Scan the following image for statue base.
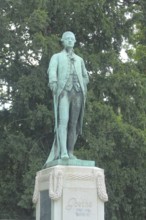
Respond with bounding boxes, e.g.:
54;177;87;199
33;165;108;220
45;158;95;168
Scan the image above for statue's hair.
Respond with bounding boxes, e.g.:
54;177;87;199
61;31;76;42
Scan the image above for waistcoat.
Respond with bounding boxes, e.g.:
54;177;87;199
65;55;81;92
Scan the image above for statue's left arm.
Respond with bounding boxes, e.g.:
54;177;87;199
81;59;89;92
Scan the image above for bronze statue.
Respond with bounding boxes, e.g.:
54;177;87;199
46;31;89;163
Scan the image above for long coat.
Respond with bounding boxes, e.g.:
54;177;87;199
45;50;89;164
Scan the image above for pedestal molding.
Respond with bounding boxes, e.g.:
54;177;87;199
33;166;108;204
33;172;41;204
49;170;63;200
95;171;108;202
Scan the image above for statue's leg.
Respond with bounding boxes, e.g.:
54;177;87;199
67;90;83;159
58;91;70;159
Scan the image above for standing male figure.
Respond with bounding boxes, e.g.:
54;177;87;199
46;31;89;163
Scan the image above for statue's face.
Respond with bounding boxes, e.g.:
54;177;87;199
62;33;76;49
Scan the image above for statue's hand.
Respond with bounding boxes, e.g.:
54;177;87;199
50;82;57;94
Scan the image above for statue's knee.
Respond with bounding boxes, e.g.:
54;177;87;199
59;118;68;128
68;121;76;129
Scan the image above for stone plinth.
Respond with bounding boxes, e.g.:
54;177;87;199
33;165;108;220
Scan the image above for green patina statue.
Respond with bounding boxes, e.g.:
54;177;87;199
45;31;89;164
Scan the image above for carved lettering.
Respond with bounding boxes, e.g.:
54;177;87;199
66;197;92;215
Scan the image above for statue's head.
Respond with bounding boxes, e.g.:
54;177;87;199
61;31;76;49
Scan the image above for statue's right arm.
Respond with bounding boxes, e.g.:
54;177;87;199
47;54;58;94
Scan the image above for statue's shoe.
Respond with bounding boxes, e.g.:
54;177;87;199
61;153;69;160
69;154;77;159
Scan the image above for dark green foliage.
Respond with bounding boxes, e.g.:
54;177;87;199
0;0;146;219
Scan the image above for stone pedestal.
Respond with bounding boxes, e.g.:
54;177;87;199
33;165;108;220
